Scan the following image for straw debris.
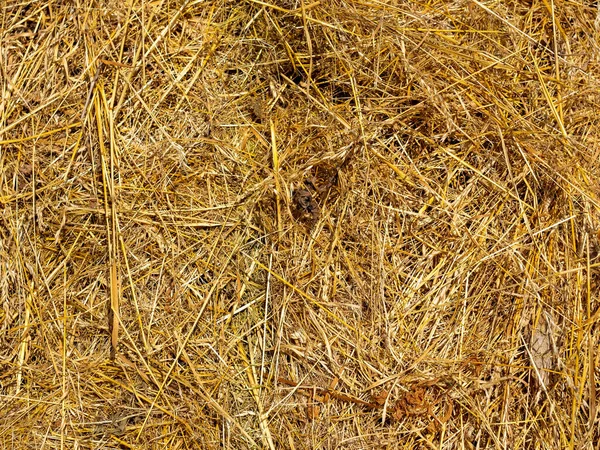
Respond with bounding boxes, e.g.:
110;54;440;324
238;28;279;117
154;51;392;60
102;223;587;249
1;0;599;448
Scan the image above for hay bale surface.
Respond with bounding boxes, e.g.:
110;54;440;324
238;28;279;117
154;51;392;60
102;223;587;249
1;0;599;448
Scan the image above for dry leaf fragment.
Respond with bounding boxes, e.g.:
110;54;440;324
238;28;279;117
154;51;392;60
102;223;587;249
19;163;33;177
292;186;320;223
392;386;429;421
371;389;389;407
530;312;556;389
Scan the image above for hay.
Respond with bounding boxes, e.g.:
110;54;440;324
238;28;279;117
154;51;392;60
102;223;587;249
1;0;599;448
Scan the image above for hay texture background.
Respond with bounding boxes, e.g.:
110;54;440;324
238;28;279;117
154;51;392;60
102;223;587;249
1;0;600;448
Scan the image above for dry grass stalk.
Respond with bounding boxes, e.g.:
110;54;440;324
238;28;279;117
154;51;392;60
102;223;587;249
1;0;600;448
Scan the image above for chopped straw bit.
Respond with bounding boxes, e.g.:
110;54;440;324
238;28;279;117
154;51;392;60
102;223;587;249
1;0;600;448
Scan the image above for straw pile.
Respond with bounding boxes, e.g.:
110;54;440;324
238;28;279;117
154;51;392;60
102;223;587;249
1;0;599;448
